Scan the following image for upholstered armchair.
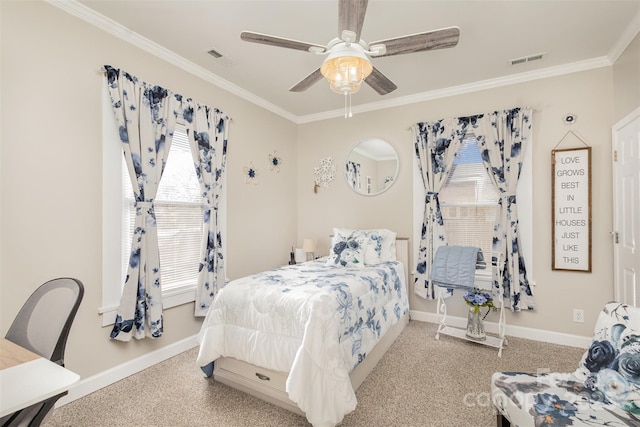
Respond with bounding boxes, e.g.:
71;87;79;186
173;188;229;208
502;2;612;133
491;302;640;426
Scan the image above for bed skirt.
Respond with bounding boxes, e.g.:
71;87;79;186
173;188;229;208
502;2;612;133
211;312;410;417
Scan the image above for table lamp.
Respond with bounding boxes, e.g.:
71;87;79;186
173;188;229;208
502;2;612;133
302;238;316;261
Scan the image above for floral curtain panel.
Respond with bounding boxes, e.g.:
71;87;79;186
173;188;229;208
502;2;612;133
105;65;182;340
476;107;534;311
183;103;230;316
413;118;470;300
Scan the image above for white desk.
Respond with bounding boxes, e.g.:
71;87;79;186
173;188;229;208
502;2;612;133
0;338;80;418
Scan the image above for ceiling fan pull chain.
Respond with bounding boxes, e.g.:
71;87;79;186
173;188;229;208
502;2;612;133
345;92;353;118
349;92;353;118
344;93;348;118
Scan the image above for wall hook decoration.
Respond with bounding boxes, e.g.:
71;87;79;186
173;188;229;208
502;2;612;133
244;162;259;185
269;151;282;172
563;113;577;125
313;156;336;193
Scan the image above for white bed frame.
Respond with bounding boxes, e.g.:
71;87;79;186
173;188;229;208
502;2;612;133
212;238;410;416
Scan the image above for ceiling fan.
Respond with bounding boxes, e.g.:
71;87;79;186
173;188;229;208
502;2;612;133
240;0;459;115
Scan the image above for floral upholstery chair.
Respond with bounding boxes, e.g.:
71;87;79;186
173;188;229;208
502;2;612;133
491;302;640;426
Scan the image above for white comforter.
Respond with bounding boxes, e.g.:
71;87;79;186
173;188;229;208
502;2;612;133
196;259;409;427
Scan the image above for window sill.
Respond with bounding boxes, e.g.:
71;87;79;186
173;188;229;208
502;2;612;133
98;284;196;327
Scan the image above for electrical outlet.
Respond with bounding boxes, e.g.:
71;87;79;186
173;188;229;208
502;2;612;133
573;309;584;323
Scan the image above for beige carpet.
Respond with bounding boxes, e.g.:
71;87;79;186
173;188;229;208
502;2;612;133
45;320;585;427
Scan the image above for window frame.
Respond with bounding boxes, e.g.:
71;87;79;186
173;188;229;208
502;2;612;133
100;86;226;326
412;133;534;288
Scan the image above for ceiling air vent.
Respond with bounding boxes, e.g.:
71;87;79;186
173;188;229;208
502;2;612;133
510;52;546;66
207;48;223;58
207;48;233;67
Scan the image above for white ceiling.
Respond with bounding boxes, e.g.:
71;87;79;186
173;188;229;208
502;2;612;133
69;0;640;122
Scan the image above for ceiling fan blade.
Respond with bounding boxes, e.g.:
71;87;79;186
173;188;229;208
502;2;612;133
289;68;324;92
369;26;460;57
241;31;326;53
338;0;368;42
365;67;397;95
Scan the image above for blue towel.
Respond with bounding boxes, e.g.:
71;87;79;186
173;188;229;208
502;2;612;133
430;246;484;290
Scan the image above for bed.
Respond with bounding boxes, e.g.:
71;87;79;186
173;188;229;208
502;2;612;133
196;229;410;427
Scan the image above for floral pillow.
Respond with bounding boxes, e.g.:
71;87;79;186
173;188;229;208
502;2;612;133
573;302;640;414
364;228;397;264
327;230;366;267
334;228;396;265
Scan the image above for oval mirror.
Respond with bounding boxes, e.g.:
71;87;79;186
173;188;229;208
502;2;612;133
345;138;399;196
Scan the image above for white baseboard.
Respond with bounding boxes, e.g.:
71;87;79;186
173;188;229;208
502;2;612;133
409;309;592;349
57;312;591;409
58;335;199;407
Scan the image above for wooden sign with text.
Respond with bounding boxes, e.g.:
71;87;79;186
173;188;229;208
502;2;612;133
552;147;592;272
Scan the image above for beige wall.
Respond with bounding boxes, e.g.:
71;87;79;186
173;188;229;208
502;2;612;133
613;33;640;122
0;2;297;378
0;0;635;385
297;67;616;337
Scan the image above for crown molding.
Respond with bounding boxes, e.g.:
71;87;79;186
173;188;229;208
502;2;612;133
608;8;640;64
45;0;298;124
296;56;612;123
48;0;630;126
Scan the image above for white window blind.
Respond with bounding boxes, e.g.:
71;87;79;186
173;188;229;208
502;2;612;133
439;137;499;257
122;125;203;291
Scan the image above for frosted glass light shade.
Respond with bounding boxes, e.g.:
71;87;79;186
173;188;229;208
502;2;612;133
320;44;373;95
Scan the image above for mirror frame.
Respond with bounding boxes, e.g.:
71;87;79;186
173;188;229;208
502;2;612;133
344;138;399;196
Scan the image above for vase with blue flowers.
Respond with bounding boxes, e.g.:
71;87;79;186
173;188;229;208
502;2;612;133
463;288;496;341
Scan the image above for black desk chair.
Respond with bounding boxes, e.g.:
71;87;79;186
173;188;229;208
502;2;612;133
2;278;84;427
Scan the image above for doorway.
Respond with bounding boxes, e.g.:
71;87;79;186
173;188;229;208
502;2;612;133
613;107;640;306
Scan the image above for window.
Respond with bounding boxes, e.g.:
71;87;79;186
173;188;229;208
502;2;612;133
412;134;534;286
121;124;203;296
101;86;225;326
439;137;499;280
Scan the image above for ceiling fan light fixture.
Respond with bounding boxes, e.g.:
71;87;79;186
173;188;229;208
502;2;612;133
320;44;373;95
241;2;461;117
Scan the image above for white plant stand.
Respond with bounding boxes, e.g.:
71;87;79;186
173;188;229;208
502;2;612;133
434;252;508;357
